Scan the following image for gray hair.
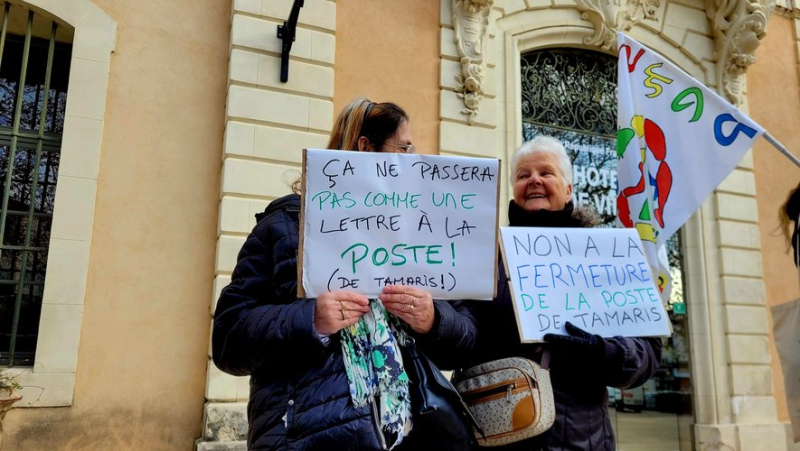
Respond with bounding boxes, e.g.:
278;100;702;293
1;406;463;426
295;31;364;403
510;135;573;187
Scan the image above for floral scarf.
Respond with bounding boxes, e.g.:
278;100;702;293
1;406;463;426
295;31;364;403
340;299;412;449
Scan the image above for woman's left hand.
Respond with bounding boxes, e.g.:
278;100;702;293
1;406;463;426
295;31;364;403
543;321;610;365
379;285;435;334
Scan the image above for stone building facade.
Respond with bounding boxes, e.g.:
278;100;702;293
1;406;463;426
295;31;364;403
1;0;798;450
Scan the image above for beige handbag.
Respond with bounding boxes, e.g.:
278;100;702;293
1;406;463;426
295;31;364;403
453;355;555;447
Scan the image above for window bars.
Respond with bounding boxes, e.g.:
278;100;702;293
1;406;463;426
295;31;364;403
0;3;71;366
521;48;617;138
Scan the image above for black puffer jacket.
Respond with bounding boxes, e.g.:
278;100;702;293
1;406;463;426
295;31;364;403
467;202;663;451
212;194;478;451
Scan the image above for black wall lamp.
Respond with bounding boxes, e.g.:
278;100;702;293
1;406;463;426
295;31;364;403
277;0;305;83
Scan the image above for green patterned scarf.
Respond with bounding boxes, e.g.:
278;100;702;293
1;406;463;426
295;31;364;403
340;299;412;449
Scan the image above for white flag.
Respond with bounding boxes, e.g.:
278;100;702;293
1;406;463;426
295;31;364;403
616;32;764;300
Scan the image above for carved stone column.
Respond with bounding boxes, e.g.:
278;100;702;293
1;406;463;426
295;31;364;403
706;0;773;104
452;0;493;124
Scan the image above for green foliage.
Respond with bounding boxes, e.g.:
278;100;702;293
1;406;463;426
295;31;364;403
0;368;22;397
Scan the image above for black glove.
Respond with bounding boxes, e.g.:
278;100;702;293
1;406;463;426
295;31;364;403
543;322;614;367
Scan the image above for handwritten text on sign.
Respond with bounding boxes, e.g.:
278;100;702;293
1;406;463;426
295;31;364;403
500;227;671;341
301;149;500;299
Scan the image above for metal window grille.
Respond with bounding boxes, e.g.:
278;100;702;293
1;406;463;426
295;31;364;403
521;49;617;138
0;2;72;366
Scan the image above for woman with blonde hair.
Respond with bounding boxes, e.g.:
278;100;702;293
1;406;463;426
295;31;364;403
212;98;477;451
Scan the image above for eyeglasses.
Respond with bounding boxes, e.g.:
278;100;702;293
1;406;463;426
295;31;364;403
389;142;416;154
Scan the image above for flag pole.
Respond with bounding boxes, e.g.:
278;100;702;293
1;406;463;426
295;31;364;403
763;132;800;168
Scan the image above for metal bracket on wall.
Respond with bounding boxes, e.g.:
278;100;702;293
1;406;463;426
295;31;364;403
277;0;305;83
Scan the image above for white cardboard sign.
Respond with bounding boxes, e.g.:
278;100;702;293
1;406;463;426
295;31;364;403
499;226;671;341
300;149;500;300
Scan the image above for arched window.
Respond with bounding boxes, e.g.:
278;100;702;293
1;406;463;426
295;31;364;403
521;47;692;446
521;49;617;223
0;3;72;366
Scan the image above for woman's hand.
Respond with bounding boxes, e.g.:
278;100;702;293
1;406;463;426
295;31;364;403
314;291;370;335
543;321;612;367
380;285;435;334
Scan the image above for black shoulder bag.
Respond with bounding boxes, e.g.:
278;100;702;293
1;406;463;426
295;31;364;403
402;339;481;451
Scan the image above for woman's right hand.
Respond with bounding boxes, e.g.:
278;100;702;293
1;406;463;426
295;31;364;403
314;291;371;335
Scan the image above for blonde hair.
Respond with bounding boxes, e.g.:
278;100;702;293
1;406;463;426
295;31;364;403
292;98;409;193
326;98;371;151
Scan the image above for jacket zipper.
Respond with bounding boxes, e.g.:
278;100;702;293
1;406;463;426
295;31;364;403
371;396;388;450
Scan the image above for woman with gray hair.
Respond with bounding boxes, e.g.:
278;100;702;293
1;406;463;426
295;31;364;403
466;135;662;450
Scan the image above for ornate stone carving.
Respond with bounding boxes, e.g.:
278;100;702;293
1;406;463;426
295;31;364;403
574;0;660;50
452;0;493;124
706;0;773;104
617;0;661;31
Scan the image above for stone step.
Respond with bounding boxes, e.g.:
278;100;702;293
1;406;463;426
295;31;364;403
195;401;249;450
196;440;247;451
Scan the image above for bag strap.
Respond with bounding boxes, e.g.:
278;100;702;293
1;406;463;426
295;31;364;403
540;348;551;370
452;366;463;382
453;349;551;380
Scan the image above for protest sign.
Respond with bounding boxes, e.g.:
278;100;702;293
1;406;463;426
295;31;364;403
300;149;500;300
499;226;671;341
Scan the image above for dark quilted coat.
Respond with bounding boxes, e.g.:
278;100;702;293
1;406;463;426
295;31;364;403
212;194;478;451
466;203;663;451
